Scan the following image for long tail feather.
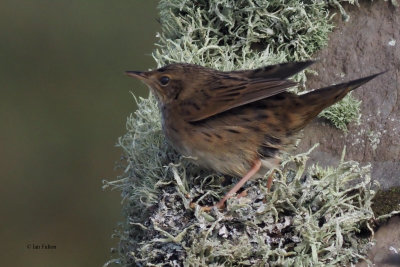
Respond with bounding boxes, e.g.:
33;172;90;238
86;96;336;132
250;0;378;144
288;71;385;131
300;71;385;112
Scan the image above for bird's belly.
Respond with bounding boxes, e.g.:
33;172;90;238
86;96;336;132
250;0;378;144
184;145;252;177
163;125;254;177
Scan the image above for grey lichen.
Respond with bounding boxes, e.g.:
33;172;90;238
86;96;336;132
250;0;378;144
154;0;334;86
367;130;382;151
103;0;399;266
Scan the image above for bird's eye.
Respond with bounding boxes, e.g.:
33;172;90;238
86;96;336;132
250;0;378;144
159;76;170;86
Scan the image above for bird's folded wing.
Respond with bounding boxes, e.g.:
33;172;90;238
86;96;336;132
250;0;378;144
180;78;296;122
180;61;314;122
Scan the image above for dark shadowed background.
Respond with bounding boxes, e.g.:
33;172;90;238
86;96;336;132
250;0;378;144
0;1;158;266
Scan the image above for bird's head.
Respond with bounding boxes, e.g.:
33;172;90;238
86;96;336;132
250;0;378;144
126;63;213;105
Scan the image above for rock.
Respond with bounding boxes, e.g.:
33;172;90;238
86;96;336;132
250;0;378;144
297;2;400;265
298;0;400;190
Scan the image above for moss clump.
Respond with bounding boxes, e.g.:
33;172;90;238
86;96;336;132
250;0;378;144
154;0;334;86
319;92;361;132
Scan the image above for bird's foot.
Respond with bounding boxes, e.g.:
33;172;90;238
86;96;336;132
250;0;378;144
190;160;262;212
190;189;252;211
237;188;249;198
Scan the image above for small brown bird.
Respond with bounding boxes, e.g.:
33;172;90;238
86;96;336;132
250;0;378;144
126;61;382;210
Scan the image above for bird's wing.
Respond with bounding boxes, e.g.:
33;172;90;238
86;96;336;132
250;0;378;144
180;61;314;122
232;60;315;80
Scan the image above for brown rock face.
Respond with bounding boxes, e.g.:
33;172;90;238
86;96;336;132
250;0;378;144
298;1;400;190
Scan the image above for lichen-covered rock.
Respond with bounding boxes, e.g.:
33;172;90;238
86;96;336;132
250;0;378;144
104;96;398;266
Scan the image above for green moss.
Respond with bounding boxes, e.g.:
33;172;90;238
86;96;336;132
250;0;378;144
319;92;361;132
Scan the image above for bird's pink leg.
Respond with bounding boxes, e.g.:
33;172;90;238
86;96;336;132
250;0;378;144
196;159;262;211
266;171;274;192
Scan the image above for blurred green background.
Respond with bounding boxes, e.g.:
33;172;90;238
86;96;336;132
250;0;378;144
0;1;159;266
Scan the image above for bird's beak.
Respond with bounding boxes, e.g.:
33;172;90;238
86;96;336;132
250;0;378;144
125;71;148;81
125;70;157;91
